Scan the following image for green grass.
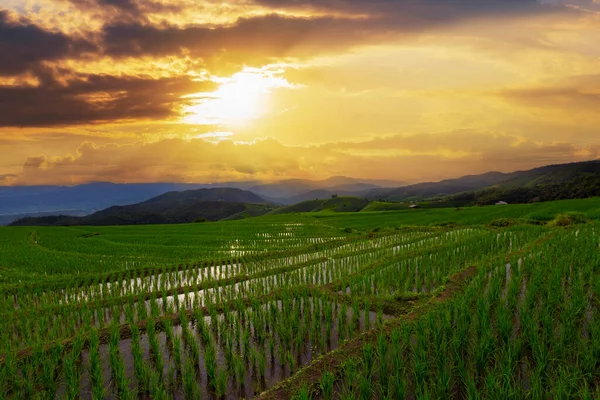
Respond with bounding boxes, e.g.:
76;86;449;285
360;201;413;212
310;197;600;230
269;196;370;214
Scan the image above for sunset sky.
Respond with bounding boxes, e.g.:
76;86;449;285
2;0;600;185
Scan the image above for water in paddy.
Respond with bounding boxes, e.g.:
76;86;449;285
13;300;390;399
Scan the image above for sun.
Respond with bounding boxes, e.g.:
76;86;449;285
182;68;293;127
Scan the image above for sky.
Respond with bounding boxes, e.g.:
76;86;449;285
1;0;600;185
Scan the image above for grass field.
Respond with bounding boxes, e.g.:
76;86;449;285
1;198;600;398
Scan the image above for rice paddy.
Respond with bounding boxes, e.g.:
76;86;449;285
1;201;600;399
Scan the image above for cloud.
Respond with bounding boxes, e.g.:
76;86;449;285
98;0;565;63
23;155;48;168
66;0;183;22
497;74;600;111
100;14;379;64
0;10;95;76
0;0;579;129
0;0;596;186
0;0;576;78
250;0;546;17
8;132;599;185
0;69;217;126
0;174;17;185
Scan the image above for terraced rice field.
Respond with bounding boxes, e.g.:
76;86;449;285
1;212;599;398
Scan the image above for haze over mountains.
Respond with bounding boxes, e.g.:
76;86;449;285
248;176;403;202
10;188;274;226
4;160;600;225
0;182;260;223
0;177;399;224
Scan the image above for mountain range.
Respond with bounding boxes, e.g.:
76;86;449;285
0;177;400;224
248;176;402;202
5;160;600;225
370;160;600;203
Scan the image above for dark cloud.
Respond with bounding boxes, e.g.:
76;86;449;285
0;70;217;127
0;0;570;77
101;14;372;61
0;1;564;76
66;0;182;21
23;155;47;168
0;10;95;76
100;1;559;62
0;0;572;128
251;0;545;16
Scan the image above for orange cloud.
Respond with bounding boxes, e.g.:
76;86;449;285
7;132;599;185
1;0;599;185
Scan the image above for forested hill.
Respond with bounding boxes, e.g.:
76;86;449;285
447;174;600;206
370;160;600;203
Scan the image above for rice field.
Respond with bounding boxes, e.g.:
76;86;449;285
1;203;599;399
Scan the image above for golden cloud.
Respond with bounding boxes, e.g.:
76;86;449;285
6;132;599;186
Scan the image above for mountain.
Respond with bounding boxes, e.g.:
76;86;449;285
371;160;600;204
0;181;263;221
0;177;401;221
7;160;600;226
10;188;275;226
250;176;404;203
366;171;510;201
447;161;600;205
0;210;89;226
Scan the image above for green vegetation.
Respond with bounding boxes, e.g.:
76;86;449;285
269;196;370;214
294;223;600;399
311;197;600;231
374;160;600;203
1;197;600;398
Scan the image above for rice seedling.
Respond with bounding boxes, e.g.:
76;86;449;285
319;370;335;400
3;214;599;399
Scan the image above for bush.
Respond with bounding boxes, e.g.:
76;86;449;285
488;218;517;228
549;212;587;227
194;217;208;223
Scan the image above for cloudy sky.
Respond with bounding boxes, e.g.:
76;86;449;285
1;0;600;185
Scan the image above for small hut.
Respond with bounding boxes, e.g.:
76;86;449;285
409;204;420;209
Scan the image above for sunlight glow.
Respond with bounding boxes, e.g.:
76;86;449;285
182;68;294;127
190;131;233;143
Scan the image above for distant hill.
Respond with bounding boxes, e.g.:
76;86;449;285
269;196;370;215
370;160;600;202
0;210;90;226
7;160;600;225
285;188;372;204
249;176;403;203
366;171;510;201
0;181;263;222
447;168;600;206
10;188;275;226
0;177;402;222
